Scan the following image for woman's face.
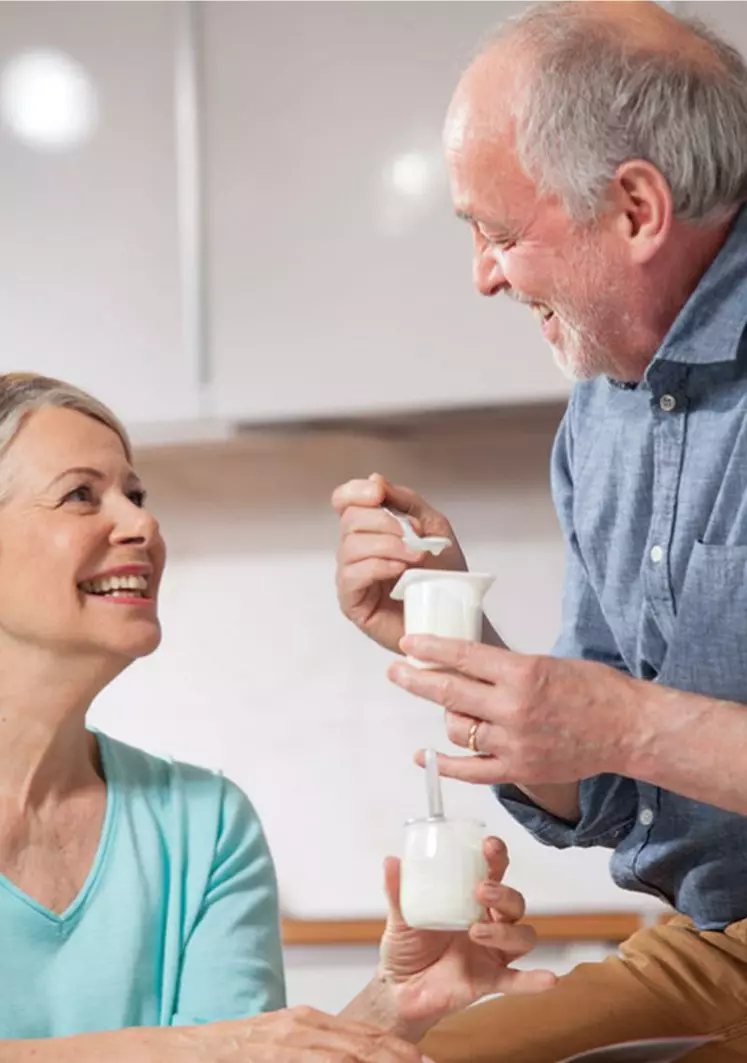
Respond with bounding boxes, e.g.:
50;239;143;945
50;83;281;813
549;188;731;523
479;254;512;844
0;404;165;668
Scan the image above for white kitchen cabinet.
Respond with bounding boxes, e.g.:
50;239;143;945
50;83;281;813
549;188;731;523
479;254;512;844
0;1;201;430
201;1;570;424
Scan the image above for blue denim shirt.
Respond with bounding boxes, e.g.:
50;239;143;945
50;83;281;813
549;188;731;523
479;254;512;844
497;205;747;930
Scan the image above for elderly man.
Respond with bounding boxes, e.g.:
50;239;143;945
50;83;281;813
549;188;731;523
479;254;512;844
334;2;747;1060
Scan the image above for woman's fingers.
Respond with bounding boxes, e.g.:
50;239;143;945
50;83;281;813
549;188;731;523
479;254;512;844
477;881;526;923
487;966;558;996
468;918;537;958
481;836;510;884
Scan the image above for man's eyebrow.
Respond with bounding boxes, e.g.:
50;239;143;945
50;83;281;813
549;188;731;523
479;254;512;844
455;210;513;238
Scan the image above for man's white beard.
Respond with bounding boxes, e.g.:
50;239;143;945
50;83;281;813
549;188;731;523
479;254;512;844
548;317;605;382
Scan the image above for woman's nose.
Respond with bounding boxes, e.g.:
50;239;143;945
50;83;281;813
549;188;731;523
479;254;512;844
111;502;160;547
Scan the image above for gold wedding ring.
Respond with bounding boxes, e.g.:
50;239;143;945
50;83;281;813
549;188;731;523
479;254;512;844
468;720;480;754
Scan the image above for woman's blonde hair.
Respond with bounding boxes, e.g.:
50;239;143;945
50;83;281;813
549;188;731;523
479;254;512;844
0;374;132;483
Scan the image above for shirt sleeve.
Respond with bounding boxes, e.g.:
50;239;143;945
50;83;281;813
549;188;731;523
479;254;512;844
172;777;286;1024
494;401;638;851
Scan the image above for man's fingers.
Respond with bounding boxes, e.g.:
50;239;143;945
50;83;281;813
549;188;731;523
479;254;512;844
331;477;387;515
414;749;509;785
339;504;407;538
337;558;409;599
374;476;453;540
338;531;424;567
399;635;512;682
377;480;432;528
444;711;490;751
389;661;497;722
332;475;431;535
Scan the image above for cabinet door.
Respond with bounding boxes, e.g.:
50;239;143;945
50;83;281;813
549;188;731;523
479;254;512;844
0;1;200;429
203;1;570;424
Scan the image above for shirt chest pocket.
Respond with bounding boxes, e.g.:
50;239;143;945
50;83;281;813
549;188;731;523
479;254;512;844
658;541;747;700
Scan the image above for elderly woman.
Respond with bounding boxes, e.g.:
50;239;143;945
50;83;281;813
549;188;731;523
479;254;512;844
0;373;553;1063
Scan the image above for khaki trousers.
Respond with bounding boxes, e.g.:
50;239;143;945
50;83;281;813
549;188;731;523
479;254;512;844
420;917;747;1063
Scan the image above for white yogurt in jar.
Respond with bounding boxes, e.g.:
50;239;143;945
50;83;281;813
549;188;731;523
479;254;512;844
400;817;487;930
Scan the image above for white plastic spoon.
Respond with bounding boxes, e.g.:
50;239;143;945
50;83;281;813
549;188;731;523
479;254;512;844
383;506;452;557
424;747;445;819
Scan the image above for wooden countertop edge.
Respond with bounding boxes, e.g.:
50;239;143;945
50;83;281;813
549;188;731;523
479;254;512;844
282;911;644;946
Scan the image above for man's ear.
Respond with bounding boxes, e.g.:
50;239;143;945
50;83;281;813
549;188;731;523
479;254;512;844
608;159;673;264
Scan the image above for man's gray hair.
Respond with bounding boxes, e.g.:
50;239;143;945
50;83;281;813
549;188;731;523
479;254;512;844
491;2;747;224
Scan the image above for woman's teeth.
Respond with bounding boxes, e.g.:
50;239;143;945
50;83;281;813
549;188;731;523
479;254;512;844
79;574;149;598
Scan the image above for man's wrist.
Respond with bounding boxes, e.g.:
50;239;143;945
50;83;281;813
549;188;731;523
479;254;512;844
613;674;682;781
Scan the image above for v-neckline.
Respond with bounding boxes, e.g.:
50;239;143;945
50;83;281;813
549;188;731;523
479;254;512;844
0;732;118;925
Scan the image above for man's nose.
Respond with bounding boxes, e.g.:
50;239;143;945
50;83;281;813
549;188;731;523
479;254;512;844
473;242;508;297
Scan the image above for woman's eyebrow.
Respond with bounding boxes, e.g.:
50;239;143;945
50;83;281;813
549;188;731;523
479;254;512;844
44;466;105;491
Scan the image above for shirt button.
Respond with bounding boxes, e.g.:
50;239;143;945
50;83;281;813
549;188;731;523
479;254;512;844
659;394;677;412
650;545;663;563
639;808;654;827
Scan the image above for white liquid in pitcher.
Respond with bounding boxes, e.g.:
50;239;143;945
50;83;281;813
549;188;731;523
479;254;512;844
400;818;487;930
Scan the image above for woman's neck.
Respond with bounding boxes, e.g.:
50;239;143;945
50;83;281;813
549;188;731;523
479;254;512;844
0;648;115;809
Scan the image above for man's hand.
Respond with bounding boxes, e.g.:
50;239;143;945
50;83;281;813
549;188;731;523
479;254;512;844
332;474;467;654
379;836;556;1030
388;635;641;785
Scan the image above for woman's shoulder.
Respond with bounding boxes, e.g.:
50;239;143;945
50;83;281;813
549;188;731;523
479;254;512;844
94;729;262;840
93;733;278;946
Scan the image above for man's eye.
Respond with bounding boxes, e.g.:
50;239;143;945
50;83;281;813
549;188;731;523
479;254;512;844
128;489;146;508
62;484;95;505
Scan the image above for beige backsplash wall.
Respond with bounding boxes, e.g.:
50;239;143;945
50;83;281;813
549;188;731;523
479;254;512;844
134;403;567;653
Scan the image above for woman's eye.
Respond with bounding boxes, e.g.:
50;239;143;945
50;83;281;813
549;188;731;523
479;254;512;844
128;489;146;508
62;484;95;505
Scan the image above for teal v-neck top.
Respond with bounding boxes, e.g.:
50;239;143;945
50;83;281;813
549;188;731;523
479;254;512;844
0;731;286;1038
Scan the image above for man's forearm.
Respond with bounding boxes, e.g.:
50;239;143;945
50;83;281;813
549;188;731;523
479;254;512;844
624;682;747;816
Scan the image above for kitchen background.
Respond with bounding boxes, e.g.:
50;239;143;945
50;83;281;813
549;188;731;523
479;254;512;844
0;0;738;1013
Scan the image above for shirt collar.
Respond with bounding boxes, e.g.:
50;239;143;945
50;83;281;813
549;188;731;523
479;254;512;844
652;203;747;370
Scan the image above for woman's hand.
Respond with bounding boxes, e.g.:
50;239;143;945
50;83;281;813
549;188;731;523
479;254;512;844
4;1008;426;1063
378;836;556;1029
194;1007;426;1063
